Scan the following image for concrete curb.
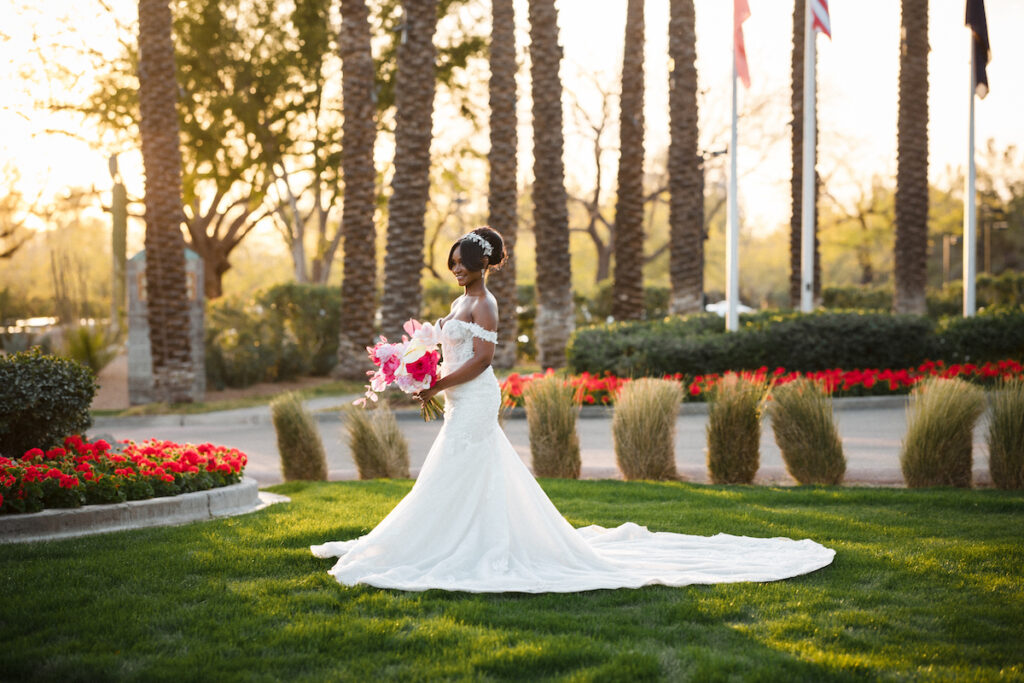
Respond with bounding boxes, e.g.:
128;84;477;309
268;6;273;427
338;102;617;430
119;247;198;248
93;393;912;430
0;477;288;545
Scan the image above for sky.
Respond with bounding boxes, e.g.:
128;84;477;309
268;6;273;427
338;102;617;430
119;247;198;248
2;0;1022;240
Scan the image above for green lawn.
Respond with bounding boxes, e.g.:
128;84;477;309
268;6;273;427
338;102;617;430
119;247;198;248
2;480;1023;681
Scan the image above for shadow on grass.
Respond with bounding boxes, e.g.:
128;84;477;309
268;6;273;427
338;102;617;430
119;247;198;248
1;480;1022;680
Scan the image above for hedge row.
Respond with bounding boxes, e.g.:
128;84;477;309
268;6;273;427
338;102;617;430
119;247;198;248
823;271;1024;316
567;308;1024;377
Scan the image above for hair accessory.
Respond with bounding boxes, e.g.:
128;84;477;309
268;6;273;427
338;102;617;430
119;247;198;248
461;232;493;258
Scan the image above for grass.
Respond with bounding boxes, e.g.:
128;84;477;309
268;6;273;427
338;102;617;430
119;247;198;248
613;378;682;480
901;378;987;488
988;378;1024;489
706;374;769;485
2;480;1023;681
523;374;581;479
343;404;410;479
271;392;328;481
767;379;846;485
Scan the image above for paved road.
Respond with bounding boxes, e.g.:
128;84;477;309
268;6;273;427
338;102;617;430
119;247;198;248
91;395;994;488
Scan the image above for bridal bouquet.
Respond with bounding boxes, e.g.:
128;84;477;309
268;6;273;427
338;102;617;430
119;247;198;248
355;319;444;421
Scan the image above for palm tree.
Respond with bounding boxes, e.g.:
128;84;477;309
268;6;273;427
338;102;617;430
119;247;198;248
667;0;703;315
612;0;645;321
137;0;195;403
789;0;821;309
380;0;438;337
487;0;519;369
528;0;574;369
894;0;929;314
335;0;379;379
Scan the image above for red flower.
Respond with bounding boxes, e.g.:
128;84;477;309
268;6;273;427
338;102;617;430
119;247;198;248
405;350;440;383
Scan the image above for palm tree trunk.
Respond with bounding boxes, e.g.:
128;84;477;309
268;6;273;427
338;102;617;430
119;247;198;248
488;0;519;369
667;0;704;315
336;0;379;379
612;0;646;321
894;0;929;314
789;0;821;309
137;0;196;403
380;0;438;338
528;0;574;369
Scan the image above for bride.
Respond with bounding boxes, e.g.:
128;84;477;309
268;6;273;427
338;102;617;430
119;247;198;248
311;227;834;593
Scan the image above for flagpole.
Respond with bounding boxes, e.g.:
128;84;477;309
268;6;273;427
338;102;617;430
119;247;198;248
963;35;977;317
800;0;816;313
726;19;740;333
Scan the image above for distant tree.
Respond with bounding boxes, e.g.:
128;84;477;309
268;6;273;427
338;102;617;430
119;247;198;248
894;0;929;314
487;0;519;369
667;0;704;314
335;0;379;379
0;167;37;260
611;0;645;322
529;0;574;368
136;0;195;402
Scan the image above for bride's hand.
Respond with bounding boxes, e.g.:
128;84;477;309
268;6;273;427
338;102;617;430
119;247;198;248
415;386;439;403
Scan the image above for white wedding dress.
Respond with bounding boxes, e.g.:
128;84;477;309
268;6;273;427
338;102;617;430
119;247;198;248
312;319;835;593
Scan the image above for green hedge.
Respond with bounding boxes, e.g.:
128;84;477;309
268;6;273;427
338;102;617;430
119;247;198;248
567;309;1024;377
823;272;1024;316
0;348;97;458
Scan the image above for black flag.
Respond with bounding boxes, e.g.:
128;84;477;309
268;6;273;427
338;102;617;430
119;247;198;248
966;0;991;98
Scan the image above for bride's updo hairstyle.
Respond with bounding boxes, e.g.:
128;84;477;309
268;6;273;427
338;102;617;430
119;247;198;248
447;226;507;272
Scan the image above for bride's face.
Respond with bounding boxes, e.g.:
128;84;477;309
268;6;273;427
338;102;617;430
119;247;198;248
450;246;483;288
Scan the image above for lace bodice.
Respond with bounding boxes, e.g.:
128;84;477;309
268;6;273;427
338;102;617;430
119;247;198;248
440;319;497;375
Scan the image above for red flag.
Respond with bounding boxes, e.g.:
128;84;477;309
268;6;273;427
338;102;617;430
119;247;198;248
811;0;831;40
966;0;991;98
734;0;751;88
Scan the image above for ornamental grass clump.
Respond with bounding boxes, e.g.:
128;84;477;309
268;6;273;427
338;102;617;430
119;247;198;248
613;378;681;480
706;374;769;484
987;377;1024;489
900;377;986;488
523;373;581;478
271;392;328;481
767;379;846;485
343;404;410;479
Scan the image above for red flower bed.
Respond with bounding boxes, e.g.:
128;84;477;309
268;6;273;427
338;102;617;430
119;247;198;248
0;436;247;515
500;359;1024;408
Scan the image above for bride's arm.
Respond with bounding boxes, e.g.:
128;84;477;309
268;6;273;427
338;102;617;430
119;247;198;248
415;301;496;402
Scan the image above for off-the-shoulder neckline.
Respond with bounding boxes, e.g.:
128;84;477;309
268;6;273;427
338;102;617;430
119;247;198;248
442;318;498;341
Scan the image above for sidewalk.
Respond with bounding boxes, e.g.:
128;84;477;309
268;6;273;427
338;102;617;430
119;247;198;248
91;394;995;488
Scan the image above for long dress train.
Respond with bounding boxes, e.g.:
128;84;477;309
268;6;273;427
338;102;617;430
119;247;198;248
311;319;835;593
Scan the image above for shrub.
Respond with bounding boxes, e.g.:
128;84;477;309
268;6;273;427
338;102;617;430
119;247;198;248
823;273;1024;315
933;307;1024;364
271;392;328;481
0;348;97;459
63;325;118;374
205;284;342;389
767;379;846;485
261;283;342;376
706;374;768;485
988;378;1024;489
900;378;987;488
343;404;410;479
523;373;580;478
568;308;1024;378
612;378;681;480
